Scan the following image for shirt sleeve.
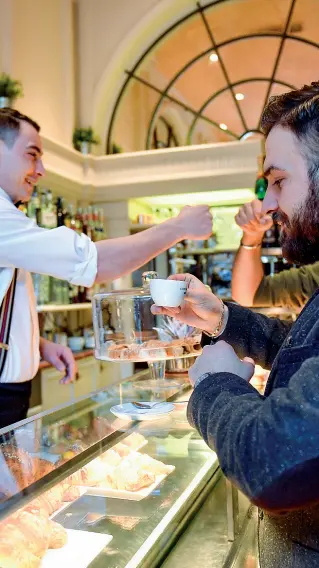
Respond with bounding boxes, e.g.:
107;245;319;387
0;198;97;286
253;263;319;309
202;302;292;370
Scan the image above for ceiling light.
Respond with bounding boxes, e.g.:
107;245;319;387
235;93;245;101
209;53;218;63
219;123;228;131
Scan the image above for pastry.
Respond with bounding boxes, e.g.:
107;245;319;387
0;539;41;568
101;448;122;466
9;509;51;558
33;458;55;481
107;343;130;360
62;485;81;502
113;442;131;458
49;520;68;549
165;342;184;357
129;453;174;475
0;445;35;490
112;462;155;491
29;485;64;516
122;432;146;450
82;456;114;486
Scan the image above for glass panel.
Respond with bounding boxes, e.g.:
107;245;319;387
202;89;243;138
0;375;220;568
191;116;235;145
112;79;161;152
153;99;195;148
205;0;292;45
136;13;212;90
275;38;318;87
219;37;281;83
169;55;227;112
233;80;270;131
290;0;319;45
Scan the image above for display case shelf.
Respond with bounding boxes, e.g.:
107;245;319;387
37;302;92;313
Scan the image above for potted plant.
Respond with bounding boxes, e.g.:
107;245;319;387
0;73;23;108
72;127;100;154
111;142;123;154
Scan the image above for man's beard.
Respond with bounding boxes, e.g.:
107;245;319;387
274;184;319;265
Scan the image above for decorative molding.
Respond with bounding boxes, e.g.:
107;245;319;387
42;135;260;202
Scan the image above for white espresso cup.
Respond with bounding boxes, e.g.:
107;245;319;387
150;278;187;307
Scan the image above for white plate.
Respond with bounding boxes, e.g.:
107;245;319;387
80;467;175;501
41;529;112;568
110;402;175;421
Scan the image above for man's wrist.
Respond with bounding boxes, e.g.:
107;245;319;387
204;304;229;338
241;233;263;247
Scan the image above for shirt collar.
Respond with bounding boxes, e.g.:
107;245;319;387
0;187;14;205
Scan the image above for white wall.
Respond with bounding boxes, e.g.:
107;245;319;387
0;0;76;145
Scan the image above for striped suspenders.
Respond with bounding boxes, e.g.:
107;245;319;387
0;270;17;376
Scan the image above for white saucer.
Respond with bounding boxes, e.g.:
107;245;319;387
110;401;175;421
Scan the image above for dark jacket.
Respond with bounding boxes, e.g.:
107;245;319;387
188;290;319;567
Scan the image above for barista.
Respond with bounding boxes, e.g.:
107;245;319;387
0;108;213;428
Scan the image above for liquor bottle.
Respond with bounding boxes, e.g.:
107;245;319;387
56;197;64;227
68;204;76;231
27;187;41;224
97;208;106;240
86;206;94;240
63;202;72;229
75;208;83;234
40;190;56;229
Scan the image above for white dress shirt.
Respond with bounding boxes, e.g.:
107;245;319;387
0;188;98;383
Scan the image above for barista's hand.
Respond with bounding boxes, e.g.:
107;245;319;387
188;341;255;387
151;273;226;335
235;199;273;245
176;205;213;240
39;338;77;384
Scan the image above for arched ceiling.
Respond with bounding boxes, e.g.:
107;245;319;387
107;0;319;153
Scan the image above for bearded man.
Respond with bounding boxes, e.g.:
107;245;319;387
152;82;319;567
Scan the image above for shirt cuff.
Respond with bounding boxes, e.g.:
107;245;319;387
68;236;98;287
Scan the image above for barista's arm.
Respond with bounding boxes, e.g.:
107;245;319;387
0;200;212;286
95;206;211;283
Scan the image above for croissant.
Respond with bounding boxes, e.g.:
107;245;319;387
0;539;41;568
7;509;51;558
1;445;35;490
49;520;68;549
32;458;55;482
62;485;81;502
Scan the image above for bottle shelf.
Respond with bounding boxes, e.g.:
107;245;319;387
37;302;92;313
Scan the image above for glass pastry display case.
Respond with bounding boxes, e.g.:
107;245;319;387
0;372;231;568
92;272;201;385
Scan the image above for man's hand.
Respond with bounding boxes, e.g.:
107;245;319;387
176;205;213;240
235;199;273;246
188;341;255;386
151;273;226;334
39;338;77;384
